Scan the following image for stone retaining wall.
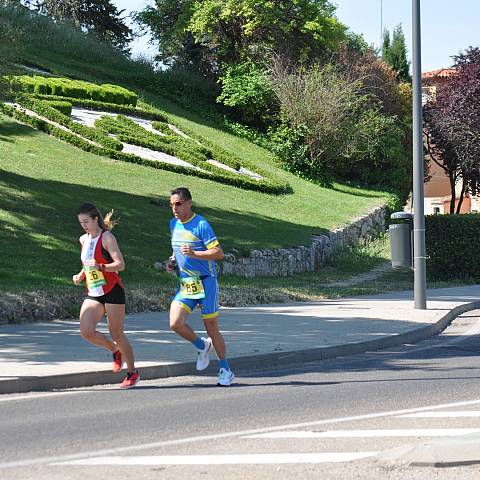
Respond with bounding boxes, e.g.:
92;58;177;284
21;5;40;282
218;205;387;277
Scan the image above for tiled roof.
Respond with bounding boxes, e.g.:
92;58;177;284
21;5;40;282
422;68;456;79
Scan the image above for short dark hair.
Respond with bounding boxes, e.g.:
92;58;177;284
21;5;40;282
170;187;192;201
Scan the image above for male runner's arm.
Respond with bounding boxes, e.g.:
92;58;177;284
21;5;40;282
180;244;224;261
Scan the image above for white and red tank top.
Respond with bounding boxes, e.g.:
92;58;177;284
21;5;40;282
80;231;122;297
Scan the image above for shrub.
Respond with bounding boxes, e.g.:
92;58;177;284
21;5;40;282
217;61;276;129
13;75;138;106
2;99;290;195
425;214;480;280
42;100;72;116
269;59;411;197
30;94;168;121
23;98;123;151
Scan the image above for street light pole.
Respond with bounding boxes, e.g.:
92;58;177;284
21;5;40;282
412;0;427;309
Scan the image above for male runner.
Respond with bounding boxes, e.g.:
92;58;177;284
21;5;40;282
166;187;234;386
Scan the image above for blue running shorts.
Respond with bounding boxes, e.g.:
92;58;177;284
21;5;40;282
173;275;219;319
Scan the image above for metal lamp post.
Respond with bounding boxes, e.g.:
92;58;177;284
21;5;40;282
412;0;427;309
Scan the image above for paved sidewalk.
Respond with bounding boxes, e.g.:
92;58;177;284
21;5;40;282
1;285;479;395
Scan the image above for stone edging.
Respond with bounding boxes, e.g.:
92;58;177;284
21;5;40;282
218;204;388;277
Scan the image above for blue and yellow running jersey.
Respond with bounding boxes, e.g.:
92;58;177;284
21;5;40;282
170;213;219;278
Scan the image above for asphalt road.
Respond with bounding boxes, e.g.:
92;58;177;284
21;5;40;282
2;312;480;480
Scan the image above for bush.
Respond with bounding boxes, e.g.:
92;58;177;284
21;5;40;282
269;60;411;196
425;214;480;280
1;101;290;195
31;94;168;121
42;100;72;116
14;75;138;106
23;98;123;151
217;62;276;129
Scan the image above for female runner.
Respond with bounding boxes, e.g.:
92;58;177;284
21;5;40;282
72;203;139;388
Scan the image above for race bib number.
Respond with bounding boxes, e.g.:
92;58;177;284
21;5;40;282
84;265;107;289
180;276;205;299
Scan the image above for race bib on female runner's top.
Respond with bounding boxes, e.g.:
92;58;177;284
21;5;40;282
83;261;107;289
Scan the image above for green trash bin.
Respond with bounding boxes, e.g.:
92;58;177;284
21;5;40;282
389;212;413;269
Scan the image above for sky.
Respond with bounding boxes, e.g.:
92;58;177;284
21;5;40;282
114;0;480;72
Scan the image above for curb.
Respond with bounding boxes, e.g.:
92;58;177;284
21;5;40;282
2;300;480;395
378;432;480;467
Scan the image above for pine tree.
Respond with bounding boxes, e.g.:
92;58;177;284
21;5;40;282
381;24;411;82
35;0;132;51
381;28;391;64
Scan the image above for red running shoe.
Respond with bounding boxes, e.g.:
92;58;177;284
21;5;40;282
112;350;123;373
120;370;140;389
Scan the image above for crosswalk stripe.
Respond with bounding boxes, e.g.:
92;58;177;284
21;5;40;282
397;411;480;418
4;398;480;470
244;428;480;439
52;452;378;466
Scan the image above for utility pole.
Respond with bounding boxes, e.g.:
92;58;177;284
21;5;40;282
380;0;383;45
412;0;427;309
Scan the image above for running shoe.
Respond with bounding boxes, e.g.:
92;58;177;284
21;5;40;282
196;337;213;371
217;368;235;387
120;370;140;389
112;349;123;373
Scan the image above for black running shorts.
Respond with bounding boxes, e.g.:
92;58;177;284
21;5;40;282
85;283;125;305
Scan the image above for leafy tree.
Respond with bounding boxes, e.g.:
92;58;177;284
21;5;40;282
0;5;24;102
381;24;410;82
34;0;132;50
216;61;275;128
336;45;403;118
269;59;410;193
423;47;480;213
134;0;209;73
344;30;369;55
136;0;346;77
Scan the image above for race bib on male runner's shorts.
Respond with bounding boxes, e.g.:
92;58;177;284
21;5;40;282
180;276;206;299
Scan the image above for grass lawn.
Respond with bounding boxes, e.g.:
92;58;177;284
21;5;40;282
0;114;385;291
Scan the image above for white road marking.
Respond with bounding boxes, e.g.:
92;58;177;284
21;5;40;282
53;452;377;466
0;391;91;403
398;411;480;418
3;398;480;469
244;428;480;439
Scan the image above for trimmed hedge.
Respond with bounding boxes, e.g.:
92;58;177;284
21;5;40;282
42;100;72;116
22;98;123;151
96;115;261;177
1;102;291;194
31;94;168;122
425;214;480;280
96;115;207;162
13;75;138;106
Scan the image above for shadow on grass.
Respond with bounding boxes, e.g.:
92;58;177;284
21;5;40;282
331;182;387;198
0;116;38;141
0;170;326;290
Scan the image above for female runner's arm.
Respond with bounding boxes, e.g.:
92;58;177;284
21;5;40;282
99;231;125;272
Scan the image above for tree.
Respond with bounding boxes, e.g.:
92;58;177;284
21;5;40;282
136;0;346;78
423;47;480;213
423;103;463;214
0;2;28;100
269;59;410;193
381;28;391;63
133;0;210;73
35;0;132;51
216;61;275;128
381;24;410;82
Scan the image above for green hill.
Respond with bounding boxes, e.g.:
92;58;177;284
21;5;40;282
0;5;391;320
